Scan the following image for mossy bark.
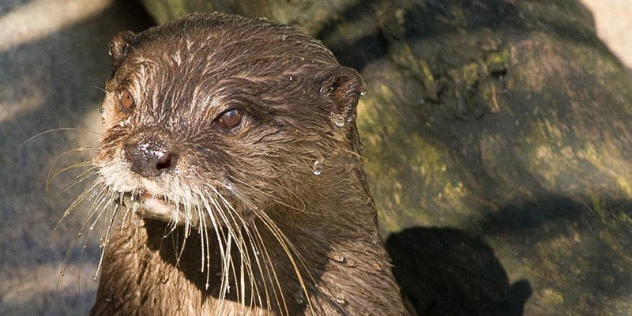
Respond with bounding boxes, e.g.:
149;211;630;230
141;1;632;315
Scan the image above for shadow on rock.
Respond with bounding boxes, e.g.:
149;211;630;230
386;227;532;316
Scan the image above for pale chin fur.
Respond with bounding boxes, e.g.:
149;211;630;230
90;142;304;311
97;157;219;230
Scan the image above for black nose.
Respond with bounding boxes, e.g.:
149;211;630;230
124;137;176;177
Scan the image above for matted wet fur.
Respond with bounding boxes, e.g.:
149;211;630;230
74;12;408;315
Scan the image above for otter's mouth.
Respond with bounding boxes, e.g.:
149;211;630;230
121;191;204;228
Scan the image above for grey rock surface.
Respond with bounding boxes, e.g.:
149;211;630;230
0;1;152;314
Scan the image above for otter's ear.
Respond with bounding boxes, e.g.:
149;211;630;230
108;31;136;75
316;67;366;121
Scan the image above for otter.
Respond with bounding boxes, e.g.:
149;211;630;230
80;12;409;315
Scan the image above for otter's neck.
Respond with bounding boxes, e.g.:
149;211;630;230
90;176;408;316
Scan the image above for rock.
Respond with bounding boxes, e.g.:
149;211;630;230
0;1;152;315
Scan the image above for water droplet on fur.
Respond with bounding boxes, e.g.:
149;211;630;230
346;114;356;124
77;232;82;237
370;261;383;271
289;75;294;81
331;113;345;127
360;90;367;96
334;293;347;305
295;290;306;304
225;182;234;191
330;253;345;263
312;159;323;175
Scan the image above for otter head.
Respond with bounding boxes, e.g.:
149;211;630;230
83;14;412;315
95;13;366;231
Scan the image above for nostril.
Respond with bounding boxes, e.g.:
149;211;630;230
123;139;176;177
155;151;173;171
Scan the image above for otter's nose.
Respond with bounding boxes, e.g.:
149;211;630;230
123;137;176;177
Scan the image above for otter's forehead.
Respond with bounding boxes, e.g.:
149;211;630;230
105;13;343;124
126;13;338;78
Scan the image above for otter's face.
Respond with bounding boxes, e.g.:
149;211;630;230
93;13;365;229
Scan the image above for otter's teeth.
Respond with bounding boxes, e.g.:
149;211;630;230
121;191;202;228
142;196;177;219
121;193;140;210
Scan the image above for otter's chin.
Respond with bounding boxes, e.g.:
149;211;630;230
122;192;204;228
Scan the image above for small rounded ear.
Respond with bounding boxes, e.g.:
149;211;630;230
316;67;366;121
108;31;136;76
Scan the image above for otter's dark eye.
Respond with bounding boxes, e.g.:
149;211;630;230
216;109;243;130
119;90;135;111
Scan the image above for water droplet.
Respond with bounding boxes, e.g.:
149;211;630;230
331;113;345;127
370;261;383;271
334;293;347;304
289;75;294;81
360;90;367;96
330;253;346;263
346;114;356;124
295;290;306;304
225;182;234;191
312;159;324;175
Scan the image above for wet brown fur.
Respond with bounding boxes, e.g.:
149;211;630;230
86;12;408;315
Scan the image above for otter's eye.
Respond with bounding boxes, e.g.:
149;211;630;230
216;109;243;130
119;90;135;111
